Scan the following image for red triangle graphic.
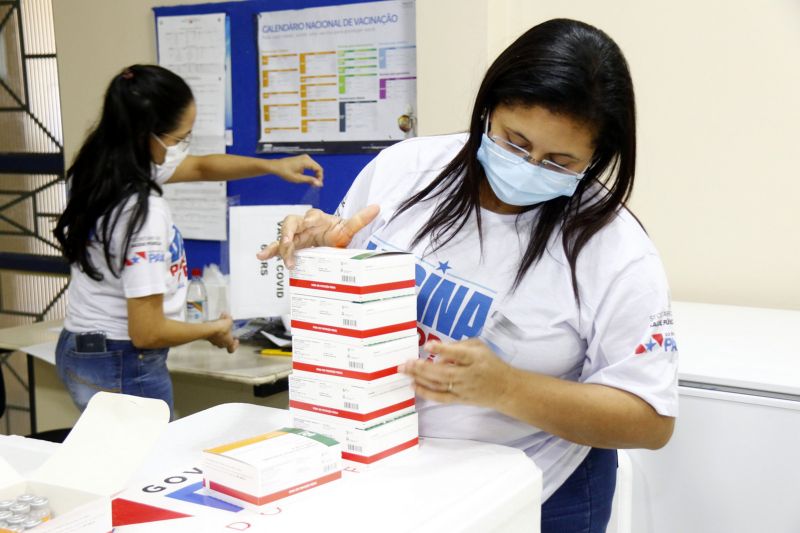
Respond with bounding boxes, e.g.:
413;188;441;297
112;498;192;527
652;333;664;346
634;344;646;355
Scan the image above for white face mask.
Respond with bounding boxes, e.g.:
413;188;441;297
152;133;190;184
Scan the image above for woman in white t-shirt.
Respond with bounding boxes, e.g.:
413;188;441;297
53;64;323;417
260;19;678;532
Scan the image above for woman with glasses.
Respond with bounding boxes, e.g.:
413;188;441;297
260;19;677;532
53;64;323;417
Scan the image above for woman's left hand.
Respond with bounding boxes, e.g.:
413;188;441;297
272;154;324;187
398;339;517;408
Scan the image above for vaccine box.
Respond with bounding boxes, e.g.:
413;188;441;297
288;371;415;424
291;335;418;381
0;393;169;533
290;247;415;302
291;410;419;467
290;293;416;345
202;428;342;511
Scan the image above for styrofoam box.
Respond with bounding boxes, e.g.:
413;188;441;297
290;247;415;302
291;410;419;467
291;334;418;381
0;393;169;533
289;370;415;424
202;427;342;511
291;293;416;345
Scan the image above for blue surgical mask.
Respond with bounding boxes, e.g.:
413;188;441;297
477;133;583;206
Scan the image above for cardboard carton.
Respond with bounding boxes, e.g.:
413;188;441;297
291;334;418;381
288;371;415;423
202;428;342;510
290;293;416;345
290;247;415;302
290;410;419;467
0;393;169;533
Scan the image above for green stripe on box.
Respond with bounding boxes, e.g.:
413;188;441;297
281;427;340;447
350;252;376;260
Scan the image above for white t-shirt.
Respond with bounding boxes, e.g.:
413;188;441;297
64;165;188;340
337;134;679;501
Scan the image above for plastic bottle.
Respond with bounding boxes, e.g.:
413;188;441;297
185;268;208;323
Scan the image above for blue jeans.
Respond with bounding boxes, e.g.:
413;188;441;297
55;329;173;417
541;448;618;533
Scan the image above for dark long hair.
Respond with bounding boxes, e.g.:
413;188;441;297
394;19;637;302
54;65;193;281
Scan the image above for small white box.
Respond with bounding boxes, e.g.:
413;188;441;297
291;335;419;381
0;393;169;533
291;293;416;345
289;370;415;424
291;410;419;467
291;247;415;302
202;428;342;510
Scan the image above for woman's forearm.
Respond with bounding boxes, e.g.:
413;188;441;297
128;315;222;349
496;368;674;449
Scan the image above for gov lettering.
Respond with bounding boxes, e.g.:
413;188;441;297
142;467;202;493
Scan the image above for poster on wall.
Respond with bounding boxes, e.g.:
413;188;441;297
257;0;416;154
157;13;229;241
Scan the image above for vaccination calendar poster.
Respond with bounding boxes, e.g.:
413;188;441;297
257;0;416;154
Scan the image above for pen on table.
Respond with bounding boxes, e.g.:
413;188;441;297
258;348;292;356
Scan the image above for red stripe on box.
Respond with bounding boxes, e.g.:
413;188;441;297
290;278;414;294
292;361;398;380
207;471;341;506
291;320;417;339
289;398;415;422
342;437;419;464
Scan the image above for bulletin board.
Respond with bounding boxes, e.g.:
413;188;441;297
153;0;400;271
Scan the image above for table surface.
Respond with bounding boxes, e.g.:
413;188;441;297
1;403;542;533
0;320;292;387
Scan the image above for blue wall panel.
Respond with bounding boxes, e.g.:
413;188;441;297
153;0;383;271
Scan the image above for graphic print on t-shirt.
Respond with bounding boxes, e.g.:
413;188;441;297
365;236;497;357
169;224;188;287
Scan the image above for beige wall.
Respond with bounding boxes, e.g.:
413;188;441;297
52;0;206;164
54;1;800;311
418;0;800;310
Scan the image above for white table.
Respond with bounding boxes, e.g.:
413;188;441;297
0;321;293;431
2;403;543;532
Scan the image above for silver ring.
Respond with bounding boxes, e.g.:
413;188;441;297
447;381;453;393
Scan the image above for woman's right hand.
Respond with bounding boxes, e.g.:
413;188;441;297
256;204;380;268
208;313;239;353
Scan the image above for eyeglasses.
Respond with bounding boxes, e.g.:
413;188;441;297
159;131;192;149
484;118;584;179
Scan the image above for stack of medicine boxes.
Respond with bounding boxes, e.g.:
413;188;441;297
288;247;419;468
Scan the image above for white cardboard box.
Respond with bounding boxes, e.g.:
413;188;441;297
291;410;419;467
288;370;415;424
290;293;416;345
291;334;419;380
202;428;342;510
0;393;169;533
290;247;415;302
